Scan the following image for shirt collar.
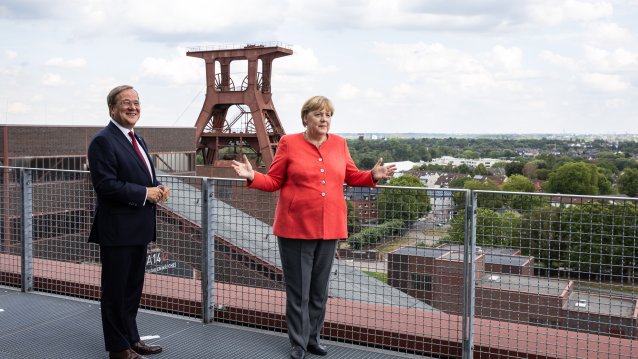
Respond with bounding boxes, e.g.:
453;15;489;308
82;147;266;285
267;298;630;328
110;119;134;141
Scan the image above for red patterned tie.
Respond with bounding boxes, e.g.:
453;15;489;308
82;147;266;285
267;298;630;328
129;131;152;178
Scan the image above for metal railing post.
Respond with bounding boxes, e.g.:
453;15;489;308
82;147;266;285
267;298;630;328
201;178;216;323
461;190;476;359
20;168;33;292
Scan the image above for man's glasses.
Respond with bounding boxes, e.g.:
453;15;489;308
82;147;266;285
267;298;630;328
119;99;141;107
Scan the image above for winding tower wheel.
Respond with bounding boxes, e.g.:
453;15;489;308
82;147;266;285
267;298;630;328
187;43;292;178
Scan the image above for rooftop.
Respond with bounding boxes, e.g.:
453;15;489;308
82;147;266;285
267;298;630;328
477;273;571;296
0;287;418;359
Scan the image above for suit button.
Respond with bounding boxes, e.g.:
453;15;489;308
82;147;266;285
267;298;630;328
321;192;326;197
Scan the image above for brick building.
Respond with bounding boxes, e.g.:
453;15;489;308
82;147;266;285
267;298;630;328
0;125;196;174
344;186;380;224
387;245;638;338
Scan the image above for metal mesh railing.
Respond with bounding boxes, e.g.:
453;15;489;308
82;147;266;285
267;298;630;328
1;167;636;358
462;190;637;358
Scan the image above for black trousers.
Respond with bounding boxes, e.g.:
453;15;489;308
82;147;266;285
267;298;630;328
277;237;337;349
99;245;148;351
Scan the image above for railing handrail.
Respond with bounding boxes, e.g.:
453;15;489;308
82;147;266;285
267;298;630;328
2;166;637;359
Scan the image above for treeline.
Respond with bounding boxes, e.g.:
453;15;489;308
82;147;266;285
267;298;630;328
445;202;638;277
348;137;638;167
346;175;431;250
348;137;638;197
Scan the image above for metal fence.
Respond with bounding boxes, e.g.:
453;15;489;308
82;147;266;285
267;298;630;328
0;167;636;359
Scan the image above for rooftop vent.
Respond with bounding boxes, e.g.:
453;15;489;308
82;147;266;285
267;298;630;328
574;299;588;308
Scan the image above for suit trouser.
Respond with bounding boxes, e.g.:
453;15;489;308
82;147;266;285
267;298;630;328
99;245;148;351
277;237;337;349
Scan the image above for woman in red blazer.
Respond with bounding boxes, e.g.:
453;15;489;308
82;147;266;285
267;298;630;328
232;96;396;359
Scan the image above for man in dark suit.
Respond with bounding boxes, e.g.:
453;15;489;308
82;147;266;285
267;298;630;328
88;85;169;359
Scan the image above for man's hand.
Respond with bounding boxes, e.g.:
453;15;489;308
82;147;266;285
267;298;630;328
147;185;169;203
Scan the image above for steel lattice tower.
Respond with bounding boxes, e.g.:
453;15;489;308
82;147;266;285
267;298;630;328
187;43;292;177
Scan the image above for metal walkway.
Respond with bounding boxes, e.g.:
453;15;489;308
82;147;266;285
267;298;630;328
0;287;426;359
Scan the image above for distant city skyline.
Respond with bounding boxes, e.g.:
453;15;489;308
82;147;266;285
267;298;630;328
1;0;637;134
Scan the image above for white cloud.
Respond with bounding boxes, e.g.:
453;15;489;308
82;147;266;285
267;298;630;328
72;0;286;37
526;0;613;25
268;45;337;96
337;83;361;100
140;48;202;85
137;0;285;32
491;45;523;72
5;50;18;59
540;50;578;70
1;0;637;133
581;72;630;92
585;22;633;43
391;83;415;95
286;0;527;32
375;42;467;75
277;45;336;76
45;57;86;68
42;73;65;86
584;46;638;70
0;65;20;77
8;102;30;114
604;98;624;108
359;1;492;30
374;42;522;93
336;83;383;100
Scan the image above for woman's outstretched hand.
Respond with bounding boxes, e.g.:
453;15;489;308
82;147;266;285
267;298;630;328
371;157;396;181
231;154;255;181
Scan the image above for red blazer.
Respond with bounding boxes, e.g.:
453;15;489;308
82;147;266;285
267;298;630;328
249;133;376;239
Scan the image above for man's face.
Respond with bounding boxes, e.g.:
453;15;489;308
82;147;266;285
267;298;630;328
111;89;140;129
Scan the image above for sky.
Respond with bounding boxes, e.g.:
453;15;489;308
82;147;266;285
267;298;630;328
1;0;637;135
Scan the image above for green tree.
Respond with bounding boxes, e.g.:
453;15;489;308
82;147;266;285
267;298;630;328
522;161;538;179
518;207;566;269
463;179;503;208
491;161;509;169
502;174;545;210
553;203;637;275
618;168;638;197
544;162;602;195
505;161;525;177
449;176;470;189
460;149;480;159
457;163;473;174
347;201;361;235
596;168;614;195
503;174;535;192
447;208;522;248
346;219;404;250
475;163;489;175
358;156;377;170
464;179;500;191
378;175;431;223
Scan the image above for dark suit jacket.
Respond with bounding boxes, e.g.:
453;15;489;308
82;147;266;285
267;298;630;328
88;121;159;246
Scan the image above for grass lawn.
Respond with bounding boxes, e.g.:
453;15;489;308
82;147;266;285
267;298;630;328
362;271;387;284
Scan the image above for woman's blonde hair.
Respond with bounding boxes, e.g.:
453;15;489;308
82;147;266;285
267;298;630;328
300;96;334;127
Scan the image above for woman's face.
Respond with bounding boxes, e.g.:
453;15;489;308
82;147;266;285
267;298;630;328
304;107;332;137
